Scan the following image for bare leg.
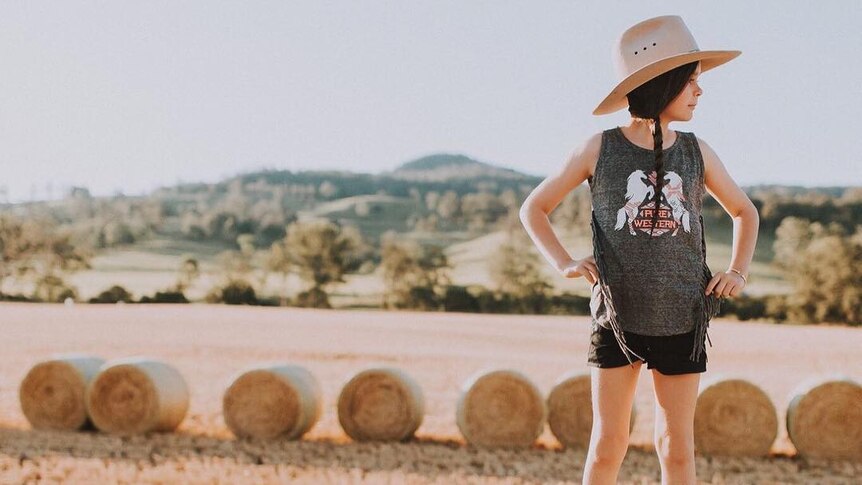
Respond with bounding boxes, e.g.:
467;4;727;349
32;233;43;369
651;369;701;485
582;361;642;485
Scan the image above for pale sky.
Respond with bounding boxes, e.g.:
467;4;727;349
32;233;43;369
0;1;859;203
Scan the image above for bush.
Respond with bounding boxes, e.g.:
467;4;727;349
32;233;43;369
206;280;257;305
293;287;331;309
475;289;515;314
722;294;767;321
442;285;480;313
139;291;189;304
763;294;789;322
404;286;440;311
546;292;590;316
254;295;283;307
0;293;36;302
516;292;549;314
89;285;134;304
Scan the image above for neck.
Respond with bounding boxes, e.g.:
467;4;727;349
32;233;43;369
624;117;674;146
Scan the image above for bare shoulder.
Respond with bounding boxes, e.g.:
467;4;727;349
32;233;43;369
694;134;715;157
694;135;724;172
694;134;724;181
582;131;604;178
564;130;603;183
521;130;604;214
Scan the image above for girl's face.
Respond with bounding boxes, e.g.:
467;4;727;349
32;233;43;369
663;63;703;122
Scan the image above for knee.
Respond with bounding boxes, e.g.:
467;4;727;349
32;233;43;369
589;430;630;465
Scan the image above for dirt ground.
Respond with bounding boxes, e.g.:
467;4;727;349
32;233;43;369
1;302;860;484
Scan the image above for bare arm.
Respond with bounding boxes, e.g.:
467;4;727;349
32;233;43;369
698;136;760;297
519;133;602;283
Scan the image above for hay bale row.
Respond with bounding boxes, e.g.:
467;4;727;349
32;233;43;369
17;357;862;460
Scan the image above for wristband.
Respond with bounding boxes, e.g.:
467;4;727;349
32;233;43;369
728;268;747;284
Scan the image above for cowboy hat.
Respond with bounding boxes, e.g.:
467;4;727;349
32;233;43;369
592;15;741;116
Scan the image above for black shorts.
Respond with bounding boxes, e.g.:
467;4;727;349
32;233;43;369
587;323;707;375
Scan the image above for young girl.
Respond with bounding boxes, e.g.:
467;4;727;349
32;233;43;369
520;16;759;484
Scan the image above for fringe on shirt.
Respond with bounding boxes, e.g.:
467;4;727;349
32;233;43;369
694;214;721;363
590;210;647;367
589;210;720;366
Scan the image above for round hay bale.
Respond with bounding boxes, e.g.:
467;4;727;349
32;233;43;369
337;366;424;442
546;370;637;448
222;363;323;440
19;354;105;431
455;368;545;448
694;375;778;457
86;357;189;435
786;375;862;461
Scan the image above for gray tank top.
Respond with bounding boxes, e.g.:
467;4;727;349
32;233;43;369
587;126;721;365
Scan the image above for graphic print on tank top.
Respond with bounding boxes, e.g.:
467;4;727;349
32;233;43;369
615;169;691;237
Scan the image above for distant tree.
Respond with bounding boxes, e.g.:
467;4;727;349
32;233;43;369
773;217;862;324
461;192;507;232
0;215;36;291
267;237;292;299
412;214;440;233
68;187;92;199
319;180;339;199
217;234;257;283
90;285;134;304
174;257;200;293
181;212;208;240
100;220;136;247
408;187;421;202
269;220;364;308
379;232;451;310
488;225;553;313
436;190;461;220
553;185;592;233
498;189;520;214
424;190;440;212
206;279;257;305
33;274;77;302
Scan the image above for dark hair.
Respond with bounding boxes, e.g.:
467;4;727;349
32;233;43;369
625;60;699;236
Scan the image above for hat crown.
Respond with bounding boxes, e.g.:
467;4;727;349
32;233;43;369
614;15;700;81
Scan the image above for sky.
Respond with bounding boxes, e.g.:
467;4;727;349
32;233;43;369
0;1;859;203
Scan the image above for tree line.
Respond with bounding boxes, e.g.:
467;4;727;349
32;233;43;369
1;175;861;325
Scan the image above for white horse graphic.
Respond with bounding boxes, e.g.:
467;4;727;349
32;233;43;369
614;170;691;236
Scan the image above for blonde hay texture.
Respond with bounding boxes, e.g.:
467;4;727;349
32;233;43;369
85;357;189;435
337;366;425;442
222;363;323;440
694;376;778;457
546;371;636;448
19;354;105;431
786;375;862;461
455;369;546;448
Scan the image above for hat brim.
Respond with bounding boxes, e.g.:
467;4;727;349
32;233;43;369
592;50;741;116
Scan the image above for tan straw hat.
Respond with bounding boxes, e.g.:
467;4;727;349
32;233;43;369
592;15;741;116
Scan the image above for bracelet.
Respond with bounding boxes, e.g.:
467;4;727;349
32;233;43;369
728;268;747;284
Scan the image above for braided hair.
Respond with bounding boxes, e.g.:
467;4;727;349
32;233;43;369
625;61;699;237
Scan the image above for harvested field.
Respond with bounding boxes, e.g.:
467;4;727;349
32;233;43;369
1;303;860;484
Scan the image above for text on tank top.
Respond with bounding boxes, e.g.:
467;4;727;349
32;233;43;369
587;126;721;365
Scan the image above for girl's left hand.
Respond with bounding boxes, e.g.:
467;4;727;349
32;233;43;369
706;271;746;299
